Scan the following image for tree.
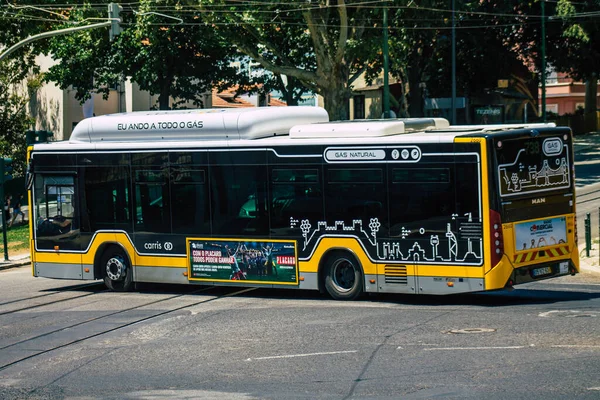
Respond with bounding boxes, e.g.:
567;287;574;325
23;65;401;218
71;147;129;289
0;69;37;176
44;0;243;110
191;0;389;120
552;0;600;116
0;1;55;174
391;1;542;119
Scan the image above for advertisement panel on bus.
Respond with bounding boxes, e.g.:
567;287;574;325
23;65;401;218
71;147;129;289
514;216;567;251
187;238;298;284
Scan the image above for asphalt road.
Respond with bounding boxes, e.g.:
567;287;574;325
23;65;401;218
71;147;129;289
0;266;599;400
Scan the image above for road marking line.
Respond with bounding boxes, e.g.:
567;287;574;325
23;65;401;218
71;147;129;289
588;387;600;391
423;346;526;351
245;350;357;361
551;345;600;349
538;310;598;318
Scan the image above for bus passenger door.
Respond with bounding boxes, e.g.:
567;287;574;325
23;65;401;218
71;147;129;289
32;174;83;279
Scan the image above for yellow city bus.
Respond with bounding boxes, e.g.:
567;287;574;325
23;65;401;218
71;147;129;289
28;107;579;300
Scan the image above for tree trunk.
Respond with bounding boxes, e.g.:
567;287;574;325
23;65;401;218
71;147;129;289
158;79;171;110
407;63;424;118
585;77;597;113
585;77;598;133
322;86;351;121
319;65;351;121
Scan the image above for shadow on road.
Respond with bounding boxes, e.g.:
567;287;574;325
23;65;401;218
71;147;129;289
35;280;600;308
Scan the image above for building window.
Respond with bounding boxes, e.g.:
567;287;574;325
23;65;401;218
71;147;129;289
354;95;365;120
545;104;558;115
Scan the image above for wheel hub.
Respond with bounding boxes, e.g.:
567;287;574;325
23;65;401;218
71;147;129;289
106;256;126;281
332;259;356;292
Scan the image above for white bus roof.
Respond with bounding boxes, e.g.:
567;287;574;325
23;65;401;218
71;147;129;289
59;107;562;150
69;107;329;143
290;118;450;139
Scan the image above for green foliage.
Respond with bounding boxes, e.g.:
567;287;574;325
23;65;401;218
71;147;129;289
0;69;37;177
6;223;30;254
44;0;243;110
0;1;53;175
552;0;600;82
193;0;389;120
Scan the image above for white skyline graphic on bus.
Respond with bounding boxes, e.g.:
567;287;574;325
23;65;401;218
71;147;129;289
290;215;483;264
498;148;570;196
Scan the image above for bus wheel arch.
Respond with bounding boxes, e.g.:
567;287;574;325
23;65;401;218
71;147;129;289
95;243;133;292
319;249;364;300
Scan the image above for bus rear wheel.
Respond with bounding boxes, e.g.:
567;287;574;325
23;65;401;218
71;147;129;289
101;247;133;292
324;252;363;300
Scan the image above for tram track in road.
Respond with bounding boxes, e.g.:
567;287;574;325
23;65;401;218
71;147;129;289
0;286;257;372
0;284;107;317
0;282;104;308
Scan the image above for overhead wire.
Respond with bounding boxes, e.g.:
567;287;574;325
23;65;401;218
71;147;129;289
2;0;596;32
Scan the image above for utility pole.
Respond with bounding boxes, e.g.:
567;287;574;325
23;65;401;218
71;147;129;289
451;0;457;125
383;6;390;119
1;158;13;261
541;0;547;122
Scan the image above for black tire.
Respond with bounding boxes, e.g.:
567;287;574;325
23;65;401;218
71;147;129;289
324;252;363;300
101;246;133;292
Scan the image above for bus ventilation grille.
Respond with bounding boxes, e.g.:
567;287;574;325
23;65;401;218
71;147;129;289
384;265;408;284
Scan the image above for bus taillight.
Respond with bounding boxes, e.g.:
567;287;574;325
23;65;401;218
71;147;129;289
490;209;504;267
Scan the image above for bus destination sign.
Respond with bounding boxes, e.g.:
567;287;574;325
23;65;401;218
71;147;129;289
187;239;298;285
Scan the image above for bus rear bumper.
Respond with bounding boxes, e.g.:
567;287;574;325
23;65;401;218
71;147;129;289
508;259;578;286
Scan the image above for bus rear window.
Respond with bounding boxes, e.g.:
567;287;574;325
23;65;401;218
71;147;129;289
495;135;571;198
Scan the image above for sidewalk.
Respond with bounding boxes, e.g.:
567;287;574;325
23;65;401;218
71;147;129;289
579;241;600;275
0;252;31;271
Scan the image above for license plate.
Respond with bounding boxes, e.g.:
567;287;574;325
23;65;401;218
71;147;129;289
532;266;552;277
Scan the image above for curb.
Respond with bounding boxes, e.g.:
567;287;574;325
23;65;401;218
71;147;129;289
0;259;31;271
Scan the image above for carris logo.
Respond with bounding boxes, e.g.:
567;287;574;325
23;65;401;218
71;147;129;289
532;198;546;205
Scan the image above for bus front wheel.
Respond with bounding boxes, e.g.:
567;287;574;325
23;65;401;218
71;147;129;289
324;252;363;300
101;247;133;292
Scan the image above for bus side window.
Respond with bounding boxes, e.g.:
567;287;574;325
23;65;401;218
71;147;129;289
171;167;210;234
324;167;387;230
210;165;269;236
134;168;171;233
82;166;131;232
389;167;454;236
454;163;480;219
269;167;323;231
